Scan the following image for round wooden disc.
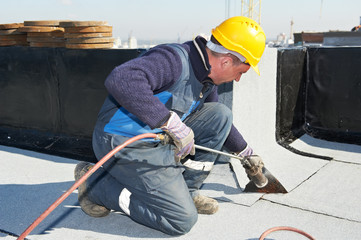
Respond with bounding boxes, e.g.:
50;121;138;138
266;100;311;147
27;32;64;37
59;21;108;27
0;23;23;30
27;37;65;43
66;37;114;44
0;29;26;35
64;32;112;38
30;42;65;48
0;34;27;41
65;42;113;49
24;20;61;26
18;26;64;33
64;26;112;33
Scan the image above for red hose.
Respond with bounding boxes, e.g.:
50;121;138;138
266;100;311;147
259;226;315;240
17;133;315;240
17;133;158;240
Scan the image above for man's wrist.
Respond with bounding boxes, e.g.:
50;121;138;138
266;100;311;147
159;112;172;128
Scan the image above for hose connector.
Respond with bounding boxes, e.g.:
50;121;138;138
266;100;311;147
156;133;171;145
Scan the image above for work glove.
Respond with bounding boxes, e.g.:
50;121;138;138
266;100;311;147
237;145;263;176
243;155;264;175
243;155;267;188
237;144;254;157
236;146;267;187
161;111;195;162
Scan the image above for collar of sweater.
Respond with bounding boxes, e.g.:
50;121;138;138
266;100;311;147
183;36;212;84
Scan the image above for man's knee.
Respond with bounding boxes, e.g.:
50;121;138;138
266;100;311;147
165;206;198;235
205;103;233;132
157;189;198;235
215;103;233;124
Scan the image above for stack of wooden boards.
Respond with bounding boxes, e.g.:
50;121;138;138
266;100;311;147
0;23;28;46
0;21;114;49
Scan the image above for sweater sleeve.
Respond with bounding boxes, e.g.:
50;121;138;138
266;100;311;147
104;45;182;129
224;125;248;153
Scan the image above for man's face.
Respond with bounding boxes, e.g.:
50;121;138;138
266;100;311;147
208;54;251;85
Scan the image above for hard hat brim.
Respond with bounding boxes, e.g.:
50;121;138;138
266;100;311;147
251;64;260;76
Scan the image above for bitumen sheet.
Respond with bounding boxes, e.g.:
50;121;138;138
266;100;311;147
2;47;361;239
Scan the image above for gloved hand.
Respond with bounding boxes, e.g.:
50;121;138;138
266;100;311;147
243;155;267;188
238;144;253;157
161;111;195;162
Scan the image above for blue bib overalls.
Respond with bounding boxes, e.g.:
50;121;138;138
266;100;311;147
87;44;233;235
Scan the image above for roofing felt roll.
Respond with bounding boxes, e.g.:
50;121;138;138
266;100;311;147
24;20;62;26
27;32;65;37
18;26;65;33
0;39;28;46
0;23;23;29
64;26;112;33
60;21;113;49
64;32;112;38
0;34;27;41
65;42;114;49
27;37;65;43
66;37;114;44
0;29;25;35
59;21;108;27
0;23;27;46
30;42;65;48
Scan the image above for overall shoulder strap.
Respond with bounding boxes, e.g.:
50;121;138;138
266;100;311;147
166;44;190;81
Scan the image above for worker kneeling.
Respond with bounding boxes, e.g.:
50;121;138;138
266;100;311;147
74;16;266;235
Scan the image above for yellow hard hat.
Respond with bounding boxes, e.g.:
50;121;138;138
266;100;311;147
212;16;266;75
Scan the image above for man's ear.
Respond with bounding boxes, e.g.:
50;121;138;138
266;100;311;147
220;56;232;69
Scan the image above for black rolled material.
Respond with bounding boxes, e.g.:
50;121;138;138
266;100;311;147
0;46;233;161
276;46;361;148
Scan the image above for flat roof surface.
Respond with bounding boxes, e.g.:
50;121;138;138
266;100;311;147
2;48;361;239
1;136;361;240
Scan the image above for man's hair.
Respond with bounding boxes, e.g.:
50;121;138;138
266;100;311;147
208;35;241;66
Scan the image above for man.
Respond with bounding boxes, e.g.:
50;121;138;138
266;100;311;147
74;16;266;235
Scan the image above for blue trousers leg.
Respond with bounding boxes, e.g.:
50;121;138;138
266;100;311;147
87;126;197;236
86;102;231;235
182;102;233;197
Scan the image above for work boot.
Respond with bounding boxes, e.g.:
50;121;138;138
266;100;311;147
74;161;110;218
193;195;219;214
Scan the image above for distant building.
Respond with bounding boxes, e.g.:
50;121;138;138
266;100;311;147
112;37;122;48
128;36;137;49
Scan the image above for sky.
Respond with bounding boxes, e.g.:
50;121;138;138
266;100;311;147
0;0;360;43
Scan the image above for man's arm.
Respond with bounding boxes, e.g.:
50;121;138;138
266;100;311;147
224;125;248;153
104;45;182;129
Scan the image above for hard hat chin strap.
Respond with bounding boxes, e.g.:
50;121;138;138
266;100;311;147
206;40;246;63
